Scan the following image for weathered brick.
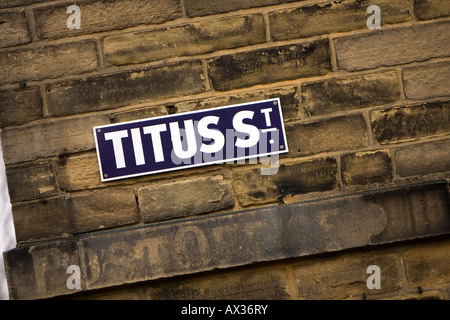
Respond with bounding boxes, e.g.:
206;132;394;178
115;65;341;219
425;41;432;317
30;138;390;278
184;0;297;17
79;181;450;292
341;151;392;186
371;100;450;144
138;175;234;223
12;198;71;242
0;88;42;128
394;139;450;177
112;105;168;123
3;239;81;300
0;0;47;9
104;14;266;66
68;189;139;234
33;0;182;39
285;115;368;157
56;152;102;192
334;20;450;71
414;0;450;20
301;71;400;117
403;60;450;100
0;41;98;85
270;0;410;41
233;158;338;207
384;290;445;300
1;114;110;165
144;268;290;300
0;11;31;48
175;86;300;120
403;239;450;288
46;61;205;116
6;163;57;203
208;40;332;91
13;188;139;242
294;251;401;299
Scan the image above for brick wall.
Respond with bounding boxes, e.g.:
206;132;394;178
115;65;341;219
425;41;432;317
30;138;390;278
1;0;449;300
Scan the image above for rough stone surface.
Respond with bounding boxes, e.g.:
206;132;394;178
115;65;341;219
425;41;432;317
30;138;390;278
104;14;266;65
0;88;43;128
233;157;338;207
371;100;450;144
0;11;31;48
301;71;400;117
394;139;450;177
334;20;450;71
403;239;450;288
0;41;98;85
341;151;392;186
12;189;139;243
270;0;411;40
46;61;205;116
285;115;368;157
208;40;332;91
138;175;235;223
414;0;450;20
1;115;110;165
403;60;450;100
34;0;182;39
294;251;401;299
6;163;57;202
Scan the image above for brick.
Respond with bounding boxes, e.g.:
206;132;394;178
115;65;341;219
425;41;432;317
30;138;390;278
334;20;450;71
0;41;98;85
0;88;42;128
175;86;300;120
403;60;450;100
184;0;297;17
112;106;168;124
285;115;368;157
6;163;57;203
12;188;139;242
143;268;290;299
33;0;182;39
12;199;71;243
371;100;450;144
208;40;332;91
3;239;81;300
104;14;266;66
0;0;47;9
403;239;450;288
341;151;392;186
68;189;139;234
1;114;110;165
0;11;31;48
138;175;234;223
56;152;102;192
233;158;338;207
414;0;450;20
384;290;445;300
269;0;410;41
294;251;401;299
394;139;450;177
46;61;205;116
301;71;400;117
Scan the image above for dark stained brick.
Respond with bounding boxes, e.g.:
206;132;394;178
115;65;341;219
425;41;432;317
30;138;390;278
208;40;332;91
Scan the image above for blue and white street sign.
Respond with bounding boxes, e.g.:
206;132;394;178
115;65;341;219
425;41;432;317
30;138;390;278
93;98;288;182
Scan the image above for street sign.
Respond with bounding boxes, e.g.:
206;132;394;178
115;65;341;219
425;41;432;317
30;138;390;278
93;98;288;182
